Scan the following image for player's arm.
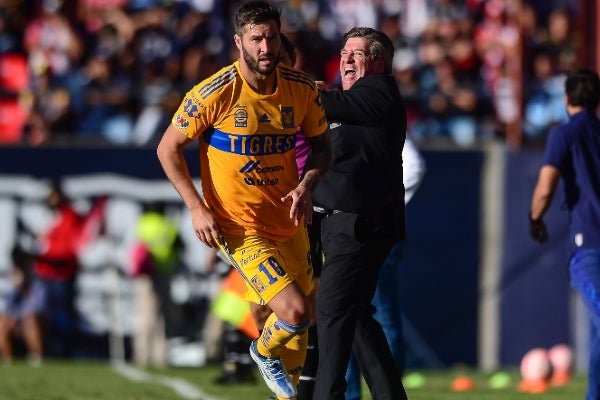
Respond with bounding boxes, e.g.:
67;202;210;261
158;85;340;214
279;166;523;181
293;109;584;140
282;132;332;226
157;124;221;248
301;132;332;193
529;165;561;243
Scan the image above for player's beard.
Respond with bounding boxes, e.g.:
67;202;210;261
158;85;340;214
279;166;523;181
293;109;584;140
242;46;279;76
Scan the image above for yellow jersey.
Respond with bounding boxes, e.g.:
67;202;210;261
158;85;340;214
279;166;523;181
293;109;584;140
172;61;327;242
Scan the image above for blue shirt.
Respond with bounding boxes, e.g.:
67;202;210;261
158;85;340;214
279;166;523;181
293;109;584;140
543;109;600;251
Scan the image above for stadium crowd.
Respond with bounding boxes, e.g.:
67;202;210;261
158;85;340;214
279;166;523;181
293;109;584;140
0;0;580;149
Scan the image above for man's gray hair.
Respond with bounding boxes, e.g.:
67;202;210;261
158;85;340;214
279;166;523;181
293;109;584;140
343;27;395;74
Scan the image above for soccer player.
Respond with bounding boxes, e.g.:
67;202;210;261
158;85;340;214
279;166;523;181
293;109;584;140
156;2;332;399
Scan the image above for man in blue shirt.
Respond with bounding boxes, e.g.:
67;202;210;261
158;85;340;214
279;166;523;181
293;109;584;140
530;68;600;400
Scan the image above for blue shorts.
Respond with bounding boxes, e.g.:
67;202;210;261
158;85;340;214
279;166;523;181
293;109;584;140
4;280;47;320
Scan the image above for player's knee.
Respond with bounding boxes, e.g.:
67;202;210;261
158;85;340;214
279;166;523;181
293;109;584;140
290;296;312;325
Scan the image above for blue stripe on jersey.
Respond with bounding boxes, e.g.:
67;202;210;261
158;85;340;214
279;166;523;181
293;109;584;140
199;66;237;99
204;129;297;155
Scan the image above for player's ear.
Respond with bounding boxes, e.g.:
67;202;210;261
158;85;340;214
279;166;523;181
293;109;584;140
234;34;242;51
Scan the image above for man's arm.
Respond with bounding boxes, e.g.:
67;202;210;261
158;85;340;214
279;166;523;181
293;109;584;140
320;77;391;125
281;132;332;226
529;165;561;243
157;125;221;248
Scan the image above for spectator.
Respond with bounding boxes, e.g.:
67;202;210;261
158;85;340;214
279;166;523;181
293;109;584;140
131;201;184;368
415;55;480;146
20;183;84;358
542;8;577;73
522;48;567;144
22;0;85;141
0;245;44;366
0;0;583;149
76;50;136;145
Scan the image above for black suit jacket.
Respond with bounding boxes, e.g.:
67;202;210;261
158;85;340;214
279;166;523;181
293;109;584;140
312;74;407;238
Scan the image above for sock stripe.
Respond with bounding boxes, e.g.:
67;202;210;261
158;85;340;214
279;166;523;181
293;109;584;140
277;319;309;334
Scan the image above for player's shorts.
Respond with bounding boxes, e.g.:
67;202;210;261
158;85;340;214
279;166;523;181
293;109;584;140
218;227;313;305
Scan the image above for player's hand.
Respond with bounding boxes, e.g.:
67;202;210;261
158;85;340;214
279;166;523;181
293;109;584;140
530;218;548;243
281;185;313;226
315;81;328;91
190;204;223;248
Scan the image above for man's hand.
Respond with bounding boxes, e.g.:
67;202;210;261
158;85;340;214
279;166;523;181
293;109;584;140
190;204;223;248
530;217;549;243
281;184;313;226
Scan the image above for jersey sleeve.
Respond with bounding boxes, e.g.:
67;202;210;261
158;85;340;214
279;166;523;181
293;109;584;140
171;88;213;139
299;86;328;139
543;125;569;172
171;65;236;139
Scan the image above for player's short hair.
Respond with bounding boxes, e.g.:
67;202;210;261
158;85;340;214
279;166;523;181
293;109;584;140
565;69;600;110
235;1;281;36
343;27;395;75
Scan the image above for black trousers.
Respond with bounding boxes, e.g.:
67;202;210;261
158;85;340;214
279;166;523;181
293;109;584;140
313;212;408;400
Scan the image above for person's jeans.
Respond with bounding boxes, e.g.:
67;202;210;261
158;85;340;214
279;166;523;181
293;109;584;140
345;241;405;400
569;248;600;400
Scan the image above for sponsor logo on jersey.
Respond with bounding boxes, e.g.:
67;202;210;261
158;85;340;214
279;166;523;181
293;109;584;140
239;161;284;174
240;249;261;267
243;177;279;186
184;98;199;118
281;106;295;129
258;113;271;123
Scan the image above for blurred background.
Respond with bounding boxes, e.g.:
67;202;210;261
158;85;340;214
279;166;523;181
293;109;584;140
0;0;596;374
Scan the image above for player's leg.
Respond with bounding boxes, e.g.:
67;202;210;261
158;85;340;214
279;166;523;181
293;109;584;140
569;248;600;400
0;315;16;363
220;232;312;398
22;314;43;364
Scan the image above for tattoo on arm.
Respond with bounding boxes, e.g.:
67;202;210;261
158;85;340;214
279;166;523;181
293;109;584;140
300;132;332;192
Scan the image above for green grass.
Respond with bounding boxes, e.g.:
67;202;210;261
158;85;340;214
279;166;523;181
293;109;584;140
0;360;587;400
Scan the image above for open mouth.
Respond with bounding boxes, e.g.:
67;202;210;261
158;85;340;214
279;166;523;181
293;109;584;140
344;67;356;78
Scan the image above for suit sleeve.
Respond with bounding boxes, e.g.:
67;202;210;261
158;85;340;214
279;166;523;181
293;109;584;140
320;77;393;125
